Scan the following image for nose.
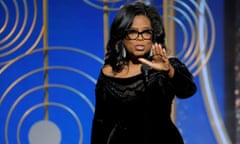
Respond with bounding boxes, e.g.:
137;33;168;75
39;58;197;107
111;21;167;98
136;34;144;41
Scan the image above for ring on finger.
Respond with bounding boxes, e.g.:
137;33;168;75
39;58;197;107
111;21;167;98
152;54;163;57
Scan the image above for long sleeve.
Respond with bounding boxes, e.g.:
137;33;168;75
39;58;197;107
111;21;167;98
91;77;108;144
169;57;197;98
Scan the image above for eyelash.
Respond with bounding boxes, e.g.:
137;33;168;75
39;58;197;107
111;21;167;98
128;30;153;33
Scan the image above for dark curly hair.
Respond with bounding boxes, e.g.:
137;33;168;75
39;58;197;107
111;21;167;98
104;1;166;73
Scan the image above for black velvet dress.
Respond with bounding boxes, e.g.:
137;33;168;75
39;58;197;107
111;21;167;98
91;58;197;144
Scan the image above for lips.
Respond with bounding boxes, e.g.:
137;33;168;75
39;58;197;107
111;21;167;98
135;45;144;50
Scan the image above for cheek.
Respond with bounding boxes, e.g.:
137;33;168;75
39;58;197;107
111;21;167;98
123;40;133;49
146;41;153;49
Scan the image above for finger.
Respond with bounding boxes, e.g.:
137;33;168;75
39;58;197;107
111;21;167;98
154;43;160;55
158;44;164;56
138;58;153;67
159;45;169;61
155;44;165;58
151;44;156;56
151;43;161;59
162;48;168;57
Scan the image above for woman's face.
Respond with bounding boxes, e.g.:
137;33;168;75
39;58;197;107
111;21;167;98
123;15;153;58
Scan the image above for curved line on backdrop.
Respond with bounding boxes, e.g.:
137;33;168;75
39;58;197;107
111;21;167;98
169;0;200;75
173;0;199;60
168;5;196;61
0;47;103;143
188;0;215;76
82;0;121;11
1;0;28;49
0;26;43;68
17;102;83;144
0;66;97;105
45;47;104;64
5;84;90;144
167;2;200;77
167;16;188;58
198;0;231;143
0;0;39;57
0;0;9;33
169;0;214;76
0;0;19;45
168;0;230;143
172;0;208;76
0;46;104;74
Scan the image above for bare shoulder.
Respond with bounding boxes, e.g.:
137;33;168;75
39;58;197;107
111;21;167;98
102;64;114;77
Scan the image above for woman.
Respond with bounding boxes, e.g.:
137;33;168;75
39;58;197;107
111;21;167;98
91;1;197;144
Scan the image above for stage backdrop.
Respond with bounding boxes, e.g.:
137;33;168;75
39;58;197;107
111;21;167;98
0;0;229;144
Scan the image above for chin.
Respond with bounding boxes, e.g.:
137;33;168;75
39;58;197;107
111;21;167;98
134;51;146;56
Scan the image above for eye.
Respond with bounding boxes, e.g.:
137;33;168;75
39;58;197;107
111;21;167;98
125;29;153;40
142;29;153;34
127;29;138;34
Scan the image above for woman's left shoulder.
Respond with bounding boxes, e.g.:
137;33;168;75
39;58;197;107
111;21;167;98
168;56;183;64
168;56;190;72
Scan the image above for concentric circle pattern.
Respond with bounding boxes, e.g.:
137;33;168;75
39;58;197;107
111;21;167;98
167;0;215;76
83;0;131;11
0;0;43;73
0;47;103;144
0;1;231;144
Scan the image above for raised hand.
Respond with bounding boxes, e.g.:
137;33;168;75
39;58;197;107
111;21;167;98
138;43;174;77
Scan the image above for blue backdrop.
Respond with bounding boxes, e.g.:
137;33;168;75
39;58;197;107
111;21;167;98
0;0;228;144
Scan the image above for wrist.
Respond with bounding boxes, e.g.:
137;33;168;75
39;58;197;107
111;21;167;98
167;64;174;78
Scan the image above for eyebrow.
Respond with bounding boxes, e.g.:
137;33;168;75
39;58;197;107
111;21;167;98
128;27;152;31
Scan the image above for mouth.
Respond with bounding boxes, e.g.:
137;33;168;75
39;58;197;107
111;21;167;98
135;45;145;51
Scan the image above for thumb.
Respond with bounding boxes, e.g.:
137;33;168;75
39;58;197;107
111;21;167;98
138;58;152;67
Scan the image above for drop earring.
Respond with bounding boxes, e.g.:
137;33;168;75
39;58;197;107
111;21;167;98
148;49;152;58
122;48;126;58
